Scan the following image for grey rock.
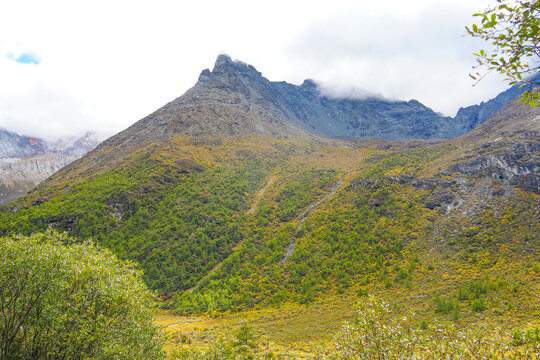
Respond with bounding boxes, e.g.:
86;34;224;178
454;74;539;132
0;131;105;205
446;137;540;193
0;129;46;159
0;154;77;205
98;55;527;151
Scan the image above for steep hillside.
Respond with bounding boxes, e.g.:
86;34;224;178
453;73;540;133
0;56;538;352
170;100;538;349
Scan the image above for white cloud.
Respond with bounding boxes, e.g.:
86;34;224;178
0;0;509;138
282;0;509;115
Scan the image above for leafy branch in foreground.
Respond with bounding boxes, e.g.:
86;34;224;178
0;230;165;360
467;0;540;107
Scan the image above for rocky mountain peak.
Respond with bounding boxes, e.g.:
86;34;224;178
0;130;105;205
214;54;233;68
197;55;262;84
0;129;47;159
212;54;259;74
94;55;532;153
194;55;266;97
300;79;318;93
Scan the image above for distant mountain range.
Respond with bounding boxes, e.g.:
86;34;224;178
0;129;46;159
0;129;104;159
0;55;530;206
0;130;105;204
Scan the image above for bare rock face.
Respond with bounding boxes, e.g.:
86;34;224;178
96;55;304;151
0;131;105;205
350;99;540;216
48;131;106;157
447;139;540;193
0;129;47;159
0;154;78;205
453;74;540;133
447;98;540;194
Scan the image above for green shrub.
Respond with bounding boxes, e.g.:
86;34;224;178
471;297;487;312
434;294;458;315
0;231;164;360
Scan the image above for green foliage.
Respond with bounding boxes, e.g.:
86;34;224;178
0;230;164;359
525;327;540;343
0;152;268;295
176;171;428;313
323;296;540;359
275;169;335;222
1;135;539;344
361;144;455;178
458;279;491;301
467;0;540;107
434;294;459;316
471;297;487;313
326;296;420;359
231;324;259;355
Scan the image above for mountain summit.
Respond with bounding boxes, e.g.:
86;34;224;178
98;55;525;153
98;55;301;150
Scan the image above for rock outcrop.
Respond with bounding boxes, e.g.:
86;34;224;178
453;74;539;132
0;154;78;205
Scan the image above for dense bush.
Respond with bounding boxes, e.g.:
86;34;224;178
0;153;267;295
0;231;164;360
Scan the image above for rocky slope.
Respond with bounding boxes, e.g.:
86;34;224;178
453;74;539;133
48;131;107;157
0;131;105;204
0;154;78;205
98;55;526;153
0;129;47;159
447;99;540;194
375;99;539;219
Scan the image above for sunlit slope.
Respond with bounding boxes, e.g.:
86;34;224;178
0;135;366;294
177;100;539;329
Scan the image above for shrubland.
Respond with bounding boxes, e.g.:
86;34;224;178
0;134;538;356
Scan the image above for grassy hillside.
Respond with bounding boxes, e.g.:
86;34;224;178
1;102;539;354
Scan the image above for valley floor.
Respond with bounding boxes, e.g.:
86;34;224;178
157;294;359;356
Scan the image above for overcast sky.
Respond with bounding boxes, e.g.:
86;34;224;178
0;0;507;139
